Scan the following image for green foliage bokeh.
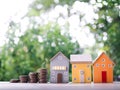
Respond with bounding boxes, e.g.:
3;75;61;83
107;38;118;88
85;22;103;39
0;22;81;81
0;0;120;81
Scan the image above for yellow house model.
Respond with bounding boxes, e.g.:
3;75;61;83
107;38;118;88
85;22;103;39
70;54;92;83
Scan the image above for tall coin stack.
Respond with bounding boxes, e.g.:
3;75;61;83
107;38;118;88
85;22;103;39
19;75;28;83
38;69;47;83
29;72;38;83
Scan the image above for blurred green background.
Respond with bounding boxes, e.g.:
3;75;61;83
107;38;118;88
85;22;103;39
0;0;120;81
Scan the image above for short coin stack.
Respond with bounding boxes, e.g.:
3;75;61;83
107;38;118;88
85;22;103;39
38;69;47;83
19;75;28;83
29;72;38;83
10;79;20;83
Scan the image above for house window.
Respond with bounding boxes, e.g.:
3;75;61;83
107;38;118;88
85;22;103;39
96;64;99;67
52;66;55;70
102;64;105;67
108;64;112;67
74;78;76;80
65;77;68;80
61;66;66;70
64;72;68;75
58;56;62;60
52;66;66;70
80;70;84;75
51;72;55;75
88;77;90;80
51;77;55;81
102;58;105;62
74;65;76;68
56;66;58;70
87;64;90;68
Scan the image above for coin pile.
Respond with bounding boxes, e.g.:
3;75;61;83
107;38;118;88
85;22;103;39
29;72;38;83
9;68;48;83
10;79;20;83
19;75;28;83
38;69;47;83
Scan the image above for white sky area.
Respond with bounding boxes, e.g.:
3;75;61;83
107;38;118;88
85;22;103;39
0;0;97;47
0;0;32;46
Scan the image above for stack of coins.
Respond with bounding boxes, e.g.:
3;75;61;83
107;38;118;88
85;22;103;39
10;79;20;83
19;75;28;83
38;69;47;83
29;72;38;83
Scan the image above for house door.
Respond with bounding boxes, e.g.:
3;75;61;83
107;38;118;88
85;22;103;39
80;70;84;83
102;71;107;83
57;73;63;83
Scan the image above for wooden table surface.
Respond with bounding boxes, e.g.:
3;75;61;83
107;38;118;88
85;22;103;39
0;82;120;90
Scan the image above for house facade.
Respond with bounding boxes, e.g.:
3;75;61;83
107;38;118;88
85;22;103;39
93;52;114;83
70;54;92;83
50;52;69;83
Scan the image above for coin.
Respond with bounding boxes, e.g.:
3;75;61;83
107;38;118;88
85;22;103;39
19;75;28;83
29;72;38;83
10;79;20;83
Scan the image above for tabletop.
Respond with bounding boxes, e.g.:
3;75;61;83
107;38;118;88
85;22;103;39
0;82;120;90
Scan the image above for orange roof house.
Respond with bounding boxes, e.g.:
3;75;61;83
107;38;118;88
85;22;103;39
93;52;115;83
70;54;92;83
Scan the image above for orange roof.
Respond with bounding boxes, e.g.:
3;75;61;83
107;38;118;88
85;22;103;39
93;52;115;65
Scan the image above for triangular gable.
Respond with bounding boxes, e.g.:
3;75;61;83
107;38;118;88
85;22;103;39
50;51;69;62
93;52;115;66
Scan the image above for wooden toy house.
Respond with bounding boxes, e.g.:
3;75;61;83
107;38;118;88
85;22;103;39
50;52;69;83
93;52;115;83
70;54;92;83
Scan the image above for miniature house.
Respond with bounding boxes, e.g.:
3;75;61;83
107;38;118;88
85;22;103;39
70;54;92;83
50;52;69;83
93;52;115;83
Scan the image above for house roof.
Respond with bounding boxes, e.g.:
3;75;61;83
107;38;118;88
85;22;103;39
70;54;92;63
50;51;69;62
93;52;115;65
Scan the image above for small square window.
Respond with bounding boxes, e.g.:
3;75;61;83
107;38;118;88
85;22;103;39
102;58;105;62
88;77;90;80
108;64;112;67
96;64;99;67
65;77;68;80
58;56;62;60
102;64;105;67
74;65;76;68
74;78;76;80
51;72;55;75
87;64;90;68
80;71;84;74
51;77;55;81
64;72;68;75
